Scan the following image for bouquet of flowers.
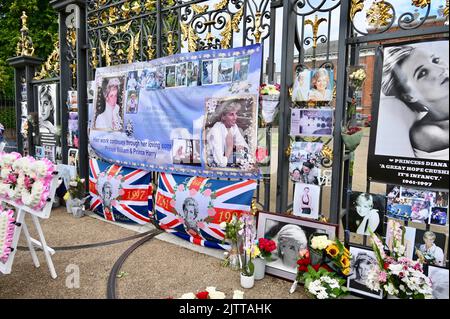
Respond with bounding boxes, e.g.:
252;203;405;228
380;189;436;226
366;221;433;299
348;67;366;90
220;215;244;270
241;213;257;277
257;238;276;261
302;266;349;299
259;83;281;124
64;176;88;217
341;125;364;152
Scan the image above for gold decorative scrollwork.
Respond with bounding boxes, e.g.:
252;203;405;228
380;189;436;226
411;0;430;8
16;11;35;57
232;6;244;32
127;31;140;63
214;0;229;10
444;0;449;23
181;22;199;52
34;40;59;80
167;31;175;56
350;0;365;20
305;15;327;48
147;35;155;60
252;12;263;43
192;4;209;15
220;18;232;49
366;0;393;28
145;0;157;11
91;47;99;69
100;40;112;66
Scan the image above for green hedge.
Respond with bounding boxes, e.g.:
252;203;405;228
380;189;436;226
0;106;16;128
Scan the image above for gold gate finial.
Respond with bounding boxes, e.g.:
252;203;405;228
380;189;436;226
304;15;327;49
16;11;35;56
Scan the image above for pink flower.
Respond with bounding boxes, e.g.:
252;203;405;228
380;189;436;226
203;189;212;197
378;271;387;283
119;189;125;196
111;200;117;206
189;189;197;197
255;147;268;163
207;208;216;217
117;175;123;180
399;272;405;278
170;199;176;207
177;217;185;223
178;184;185;192
7;174;17;184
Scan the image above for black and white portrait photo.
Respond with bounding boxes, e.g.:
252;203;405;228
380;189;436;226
374;40;449;161
181;197;200;235
38;84;58;135
204;96;256;171
257;212;336;280
347;246;383;299
427;266;449;299
93;76;125;131
344;192;385;235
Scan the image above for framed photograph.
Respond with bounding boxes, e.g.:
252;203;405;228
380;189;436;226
386;195;432;224
38;84;58;135
292;183;321;220
43;144;56;163
68;111;79;148
308;68;334;102
68;148;79;168
203;95;257;172
67;90;78;110
384;219;416;259
256;211;337;281
413;229;446;267
367;40;449;189
292;69;311;102
347;246;383;299
427;266;449;299
201;60;214;85
290;108;334;137
92;75;126;131
345;192;385;235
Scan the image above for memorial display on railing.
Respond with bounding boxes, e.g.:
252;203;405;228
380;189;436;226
368;40;449;189
89;44;262;179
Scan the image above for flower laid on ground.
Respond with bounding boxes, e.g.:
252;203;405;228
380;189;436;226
348;68;366;90
259;83;281;95
343;126;362;135
366;220;433;299
65;176;86;200
303;266;348;299
178;287;243;299
257;238;277;260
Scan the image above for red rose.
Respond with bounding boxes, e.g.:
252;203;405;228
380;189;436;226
383;262;389;270
298;265;308;272
196;291;209;299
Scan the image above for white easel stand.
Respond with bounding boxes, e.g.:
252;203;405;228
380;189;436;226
0;172;59;279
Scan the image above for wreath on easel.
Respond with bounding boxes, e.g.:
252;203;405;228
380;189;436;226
0;207;15;263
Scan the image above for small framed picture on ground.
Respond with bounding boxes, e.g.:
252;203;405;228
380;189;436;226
347;246;383;299
256;211;337;281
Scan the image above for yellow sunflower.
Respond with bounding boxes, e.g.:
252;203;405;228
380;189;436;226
342;267;350;276
325;244;339;258
340;255;350;268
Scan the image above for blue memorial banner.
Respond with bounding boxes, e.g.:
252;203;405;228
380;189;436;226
89;44;262;178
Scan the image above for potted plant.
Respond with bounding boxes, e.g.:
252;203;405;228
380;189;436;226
253;238;277;280
366;221;433;299
64;176;88;218
240;213;257;289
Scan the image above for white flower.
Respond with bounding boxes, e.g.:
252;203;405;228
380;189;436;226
32;161;49;178
219;221;227;230
205;286;217;294
233;290;244;299
388;263;403;274
310;235;332;250
209;290;226;299
179;292;196;299
316;290;329;299
69;181;78;187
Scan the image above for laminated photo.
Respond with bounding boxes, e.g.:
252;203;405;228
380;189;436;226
290;108;333;137
292;183;321;220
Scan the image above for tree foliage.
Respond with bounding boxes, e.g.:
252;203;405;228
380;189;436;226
0;0;58;95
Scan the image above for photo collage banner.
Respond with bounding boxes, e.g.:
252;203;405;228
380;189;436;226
289;66;336;221
368;40;449;190
89;44;262;179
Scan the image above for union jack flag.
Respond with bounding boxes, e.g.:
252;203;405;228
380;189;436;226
155;173;257;249
89;159;153;224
